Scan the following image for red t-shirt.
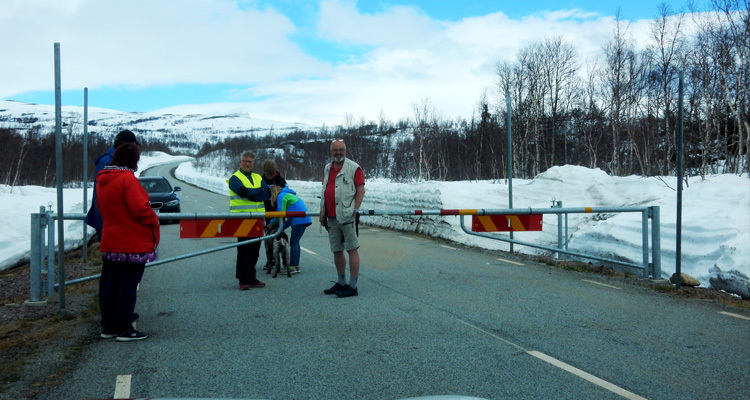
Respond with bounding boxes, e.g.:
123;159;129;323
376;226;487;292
324;165;365;217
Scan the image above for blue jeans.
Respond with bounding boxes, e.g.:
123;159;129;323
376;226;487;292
289;224;310;266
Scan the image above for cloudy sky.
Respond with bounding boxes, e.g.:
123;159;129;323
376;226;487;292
2;0;702;125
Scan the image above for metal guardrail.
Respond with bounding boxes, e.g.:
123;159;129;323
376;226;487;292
459;203;661;278
29;205;661;305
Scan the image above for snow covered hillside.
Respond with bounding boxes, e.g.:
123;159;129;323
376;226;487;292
0;100;317;154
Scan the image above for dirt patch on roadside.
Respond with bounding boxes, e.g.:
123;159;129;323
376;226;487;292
0;245;102;400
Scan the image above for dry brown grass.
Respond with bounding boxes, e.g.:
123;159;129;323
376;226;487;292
0;246;102;399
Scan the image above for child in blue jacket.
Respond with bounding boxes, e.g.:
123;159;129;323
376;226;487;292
270;186;312;274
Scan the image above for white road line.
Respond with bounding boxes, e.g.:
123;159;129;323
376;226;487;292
369;228;381;232
582;279;621;290
301;246;316;255
440;245;458;250
114;374;131;399
399;236;415;240
528;351;647;400
719;311;750;321
458;319;647;400
497;257;524;266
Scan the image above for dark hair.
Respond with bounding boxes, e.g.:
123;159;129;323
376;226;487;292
114;129;139;147
262;159;277;176
111;143;140;171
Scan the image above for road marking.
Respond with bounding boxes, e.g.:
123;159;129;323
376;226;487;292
497;257;524;266
458;319;647;399
528;351;647;400
582;279;621;290
301;246;316;255
719;311;750;321
399;236;415;240
440;245;458;250
114;374;131;399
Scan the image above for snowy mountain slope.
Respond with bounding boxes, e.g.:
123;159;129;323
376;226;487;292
0;100;317;154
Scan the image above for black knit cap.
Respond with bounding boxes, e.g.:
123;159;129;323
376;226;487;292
115;129;139;145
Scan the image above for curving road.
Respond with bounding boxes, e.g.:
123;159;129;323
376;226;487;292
38;162;750;400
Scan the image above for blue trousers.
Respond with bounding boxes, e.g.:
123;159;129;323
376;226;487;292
289;223;309;266
99;259;145;334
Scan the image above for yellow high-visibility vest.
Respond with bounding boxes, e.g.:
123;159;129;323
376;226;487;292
227;170;265;213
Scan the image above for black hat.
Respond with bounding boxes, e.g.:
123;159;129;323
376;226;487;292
115;130;139;145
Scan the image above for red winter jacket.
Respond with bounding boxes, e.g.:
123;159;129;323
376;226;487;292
96;168;160;254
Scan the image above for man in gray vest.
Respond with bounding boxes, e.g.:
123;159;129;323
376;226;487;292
319;140;365;297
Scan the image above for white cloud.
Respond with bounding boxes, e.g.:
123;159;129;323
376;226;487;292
0;0;328;94
317;0;440;46
1;0;705;125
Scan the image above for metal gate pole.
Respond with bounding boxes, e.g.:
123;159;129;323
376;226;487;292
506;92;514;253
641;209;650;277
29;211;43;303
82;87;88;263
47;211;56;297
47;210;55;297
553;200;563;258
651;206;662;279
53;42;66;315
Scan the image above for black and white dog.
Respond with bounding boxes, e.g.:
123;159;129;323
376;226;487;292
264;224;291;278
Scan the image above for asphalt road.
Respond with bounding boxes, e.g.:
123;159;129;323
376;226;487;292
37;163;750;400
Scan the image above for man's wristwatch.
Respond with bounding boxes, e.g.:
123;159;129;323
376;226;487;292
354;209;359;213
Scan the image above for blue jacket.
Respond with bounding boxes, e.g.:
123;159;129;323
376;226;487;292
85;146;116;229
274;187;312;230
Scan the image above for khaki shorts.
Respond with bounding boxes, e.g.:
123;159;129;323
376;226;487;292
327;217;360;252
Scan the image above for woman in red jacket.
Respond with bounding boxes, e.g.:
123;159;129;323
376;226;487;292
96;142;160;342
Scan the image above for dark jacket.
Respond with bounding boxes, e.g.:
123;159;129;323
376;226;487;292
84;146;116;229
262;171;287;212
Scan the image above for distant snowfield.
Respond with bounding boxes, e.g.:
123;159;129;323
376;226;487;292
0;100;316;153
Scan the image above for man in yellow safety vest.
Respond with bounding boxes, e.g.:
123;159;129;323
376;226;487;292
227;150;271;290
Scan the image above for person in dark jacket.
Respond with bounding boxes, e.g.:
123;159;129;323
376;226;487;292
261;159;287;270
96;142;159;342
228;151;271;290
269;185;312;274
85;130;139;240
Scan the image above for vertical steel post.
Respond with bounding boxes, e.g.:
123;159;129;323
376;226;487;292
642;209;650;277
506;92;513;253
29;212;43;302
47;211;56;298
54;42;66;315
553;200;563;258
82;88;88;263
651;206;662;279
47;209;55;296
564;213;569;250
675;71;684;289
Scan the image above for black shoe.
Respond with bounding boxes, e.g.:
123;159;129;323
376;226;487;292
335;285;358;298
116;328;148;342
324;282;347;295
